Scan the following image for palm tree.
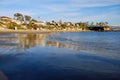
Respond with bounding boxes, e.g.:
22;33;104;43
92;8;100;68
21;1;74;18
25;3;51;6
14;13;23;20
105;22;108;26
14;13;23;24
90;22;94;26
24;15;31;24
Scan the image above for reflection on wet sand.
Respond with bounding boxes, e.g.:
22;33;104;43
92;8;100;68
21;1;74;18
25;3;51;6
0;33;86;56
0;33;109;52
14;33;83;51
14;33;120;60
0;33;80;50
0;33;120;60
16;33;51;49
0;33;52;52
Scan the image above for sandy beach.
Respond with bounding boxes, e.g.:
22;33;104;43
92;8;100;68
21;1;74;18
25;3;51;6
0;29;90;33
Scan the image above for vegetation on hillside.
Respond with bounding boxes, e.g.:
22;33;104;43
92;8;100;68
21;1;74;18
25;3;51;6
7;22;23;29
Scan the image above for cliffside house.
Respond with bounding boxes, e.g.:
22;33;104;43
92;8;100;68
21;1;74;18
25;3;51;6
0;16;12;23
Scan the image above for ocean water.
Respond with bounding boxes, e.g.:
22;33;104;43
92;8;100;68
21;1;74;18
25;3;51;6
0;32;120;80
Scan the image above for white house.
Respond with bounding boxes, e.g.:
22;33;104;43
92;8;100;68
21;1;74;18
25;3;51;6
34;21;46;26
12;19;24;25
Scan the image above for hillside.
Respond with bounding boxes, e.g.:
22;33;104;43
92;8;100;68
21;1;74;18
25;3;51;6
0;13;112;31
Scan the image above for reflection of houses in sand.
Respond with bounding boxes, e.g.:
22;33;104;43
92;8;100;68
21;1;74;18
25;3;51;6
15;33;51;49
0;33;82;51
14;33;81;51
46;41;81;51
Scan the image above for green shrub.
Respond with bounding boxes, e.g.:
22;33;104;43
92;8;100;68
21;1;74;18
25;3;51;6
7;22;23;29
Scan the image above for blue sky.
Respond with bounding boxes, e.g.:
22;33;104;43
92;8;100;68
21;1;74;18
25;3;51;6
0;0;120;26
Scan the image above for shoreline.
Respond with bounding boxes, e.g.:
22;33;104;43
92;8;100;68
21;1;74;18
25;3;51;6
0;29;90;33
0;29;115;34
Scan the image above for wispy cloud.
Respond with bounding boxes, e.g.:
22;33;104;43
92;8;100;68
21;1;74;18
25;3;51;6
70;0;120;7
